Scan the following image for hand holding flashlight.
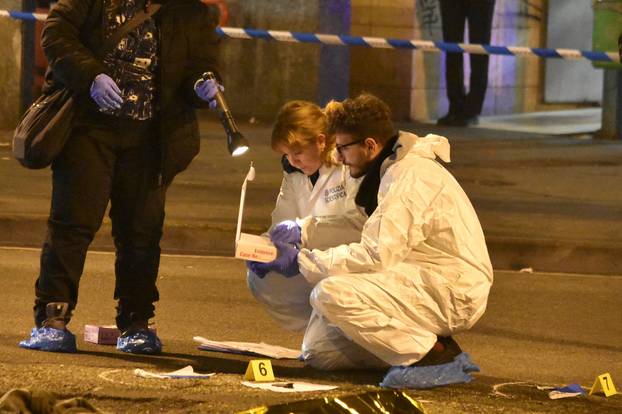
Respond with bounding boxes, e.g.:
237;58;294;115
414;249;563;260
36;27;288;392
194;76;222;109
199;72;249;156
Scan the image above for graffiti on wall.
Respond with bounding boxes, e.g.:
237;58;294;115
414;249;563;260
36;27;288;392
417;0;441;37
501;0;543;31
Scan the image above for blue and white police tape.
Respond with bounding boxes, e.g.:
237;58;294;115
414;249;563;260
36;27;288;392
0;9;47;22
216;27;620;63
1;9;619;63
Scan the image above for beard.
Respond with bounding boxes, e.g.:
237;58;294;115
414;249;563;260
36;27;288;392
346;158;374;178
348;166;366;179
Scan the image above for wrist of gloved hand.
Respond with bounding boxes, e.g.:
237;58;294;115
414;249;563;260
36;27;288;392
270;220;302;245
246;260;270;279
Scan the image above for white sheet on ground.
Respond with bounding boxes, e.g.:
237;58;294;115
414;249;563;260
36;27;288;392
193;336;301;360
241;381;337;393
134;365;215;379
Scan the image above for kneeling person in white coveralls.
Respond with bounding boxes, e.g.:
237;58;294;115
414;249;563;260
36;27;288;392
251;93;493;388
246;100;365;331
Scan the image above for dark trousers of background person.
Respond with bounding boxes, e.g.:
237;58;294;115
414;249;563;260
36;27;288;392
33;109;168;332
439;0;496;120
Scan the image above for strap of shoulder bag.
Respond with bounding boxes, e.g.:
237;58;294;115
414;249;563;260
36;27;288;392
98;3;162;58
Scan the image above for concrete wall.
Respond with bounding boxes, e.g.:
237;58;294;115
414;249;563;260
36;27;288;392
318;0;351;106
219;1;352;121
0;0;23;128
411;0;547;121
222;0;596;122
0;1;595;126
350;0;415;121
545;0;602;103
0;1;350;126
218;1;320;122
345;0;549;121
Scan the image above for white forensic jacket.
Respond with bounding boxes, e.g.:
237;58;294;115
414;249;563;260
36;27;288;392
298;131;493;330
247;163;363;333
270;163;365;249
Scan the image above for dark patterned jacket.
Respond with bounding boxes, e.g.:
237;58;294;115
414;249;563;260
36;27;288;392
41;0;220;183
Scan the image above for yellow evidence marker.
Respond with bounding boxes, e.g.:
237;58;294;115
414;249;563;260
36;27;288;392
589;373;618;397
244;359;275;382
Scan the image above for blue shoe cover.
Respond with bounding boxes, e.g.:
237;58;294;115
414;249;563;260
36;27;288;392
19;327;77;353
116;330;162;354
380;352;480;389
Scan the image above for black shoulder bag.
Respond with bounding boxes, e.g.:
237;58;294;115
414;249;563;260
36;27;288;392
13;4;161;169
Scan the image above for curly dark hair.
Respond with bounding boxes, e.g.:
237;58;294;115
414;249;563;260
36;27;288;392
325;93;394;144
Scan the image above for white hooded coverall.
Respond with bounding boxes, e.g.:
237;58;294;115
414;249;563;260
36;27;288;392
247;163;364;331
297;132;493;370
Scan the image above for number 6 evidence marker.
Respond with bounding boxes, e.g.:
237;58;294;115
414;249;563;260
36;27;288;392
234;162;277;263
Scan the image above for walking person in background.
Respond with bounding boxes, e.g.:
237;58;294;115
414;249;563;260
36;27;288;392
437;0;496;127
19;0;221;354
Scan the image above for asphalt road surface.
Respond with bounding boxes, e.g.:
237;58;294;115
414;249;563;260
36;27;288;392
1;117;621;412
1;118;622;275
1;247;620;413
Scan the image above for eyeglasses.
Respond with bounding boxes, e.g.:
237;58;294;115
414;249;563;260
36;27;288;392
335;138;365;155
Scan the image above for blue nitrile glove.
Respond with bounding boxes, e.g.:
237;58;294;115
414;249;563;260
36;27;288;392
254;242;300;277
194;78;223;109
270;242;300;277
246;260;270;279
247;243;300;278
380;352;480;389
90;73;123;110
270;220;301;245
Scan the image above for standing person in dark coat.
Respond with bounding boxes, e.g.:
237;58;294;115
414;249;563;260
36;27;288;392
437;0;496;127
19;0;221;354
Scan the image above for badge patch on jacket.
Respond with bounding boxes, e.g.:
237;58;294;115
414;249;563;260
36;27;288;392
324;184;346;203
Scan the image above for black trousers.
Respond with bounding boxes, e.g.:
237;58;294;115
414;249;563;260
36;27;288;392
439;0;496;117
34;109;167;331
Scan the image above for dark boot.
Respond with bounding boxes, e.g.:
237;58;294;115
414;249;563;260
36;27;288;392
19;302;77;353
412;336;463;367
42;302;70;329
437;112;461;126
116;319;162;355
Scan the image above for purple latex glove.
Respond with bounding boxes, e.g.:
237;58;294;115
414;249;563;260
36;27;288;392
90;73;123;110
270;220;301;245
194;78;223;109
246;260;270;278
247;243;300;278
270;242;300;277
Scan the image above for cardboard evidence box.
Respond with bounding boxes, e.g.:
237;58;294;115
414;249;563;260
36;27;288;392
235;233;277;263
